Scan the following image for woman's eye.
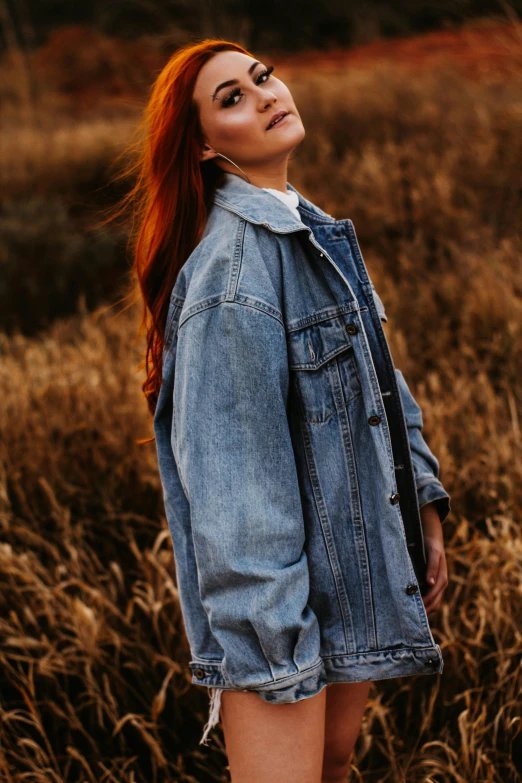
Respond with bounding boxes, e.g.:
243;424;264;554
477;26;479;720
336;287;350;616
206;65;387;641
221;65;275;108
221;87;242;108
256;65;274;84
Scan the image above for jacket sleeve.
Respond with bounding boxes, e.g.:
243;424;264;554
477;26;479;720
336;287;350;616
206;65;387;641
173;301;323;701
371;284;451;525
395;368;451;524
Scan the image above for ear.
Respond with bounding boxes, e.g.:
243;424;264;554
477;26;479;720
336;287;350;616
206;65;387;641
200;144;218;163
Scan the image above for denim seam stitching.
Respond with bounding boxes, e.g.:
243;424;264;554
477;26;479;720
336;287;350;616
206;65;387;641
224;216;245;301
251;658;324;690
213;198;311;235
298;417;353;650
296;204;336;224
286;303;366;332
289;342;354;371
179;297;285;331
321;644;440;660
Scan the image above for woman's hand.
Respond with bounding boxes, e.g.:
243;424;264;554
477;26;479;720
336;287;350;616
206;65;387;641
420;501;448;614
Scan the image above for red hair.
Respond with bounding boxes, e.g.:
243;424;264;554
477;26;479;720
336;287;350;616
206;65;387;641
101;39;255;441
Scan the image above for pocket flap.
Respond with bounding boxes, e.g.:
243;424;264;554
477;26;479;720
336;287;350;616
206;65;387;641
287;316;354;370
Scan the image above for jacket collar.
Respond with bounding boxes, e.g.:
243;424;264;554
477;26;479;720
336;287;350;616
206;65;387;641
212;171;337;233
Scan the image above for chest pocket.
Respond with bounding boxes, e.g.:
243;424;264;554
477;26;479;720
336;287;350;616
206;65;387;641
287;314;362;423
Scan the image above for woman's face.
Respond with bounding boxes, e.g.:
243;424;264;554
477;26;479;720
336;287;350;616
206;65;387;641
193;50;305;173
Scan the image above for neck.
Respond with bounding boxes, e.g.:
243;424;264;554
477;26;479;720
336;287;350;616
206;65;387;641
218;159;289;193
249;172;288;192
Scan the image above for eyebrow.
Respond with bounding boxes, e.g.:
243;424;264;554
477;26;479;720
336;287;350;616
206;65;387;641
211;61;262;101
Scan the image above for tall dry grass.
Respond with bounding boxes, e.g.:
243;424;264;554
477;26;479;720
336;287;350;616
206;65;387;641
1;40;522;782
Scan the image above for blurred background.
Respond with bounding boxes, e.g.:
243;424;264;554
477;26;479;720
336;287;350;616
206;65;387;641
1;2;522;781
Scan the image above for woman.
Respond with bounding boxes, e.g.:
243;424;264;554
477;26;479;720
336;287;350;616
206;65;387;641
132;39;451;782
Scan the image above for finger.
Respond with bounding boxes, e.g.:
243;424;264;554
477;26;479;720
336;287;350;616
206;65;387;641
425;547;442;588
424;570;449;612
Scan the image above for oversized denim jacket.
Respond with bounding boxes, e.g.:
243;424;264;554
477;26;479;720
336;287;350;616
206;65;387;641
153;171;451;742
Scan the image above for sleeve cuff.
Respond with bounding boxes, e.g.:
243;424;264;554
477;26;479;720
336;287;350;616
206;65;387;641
417;479;451;524
252;660;327;704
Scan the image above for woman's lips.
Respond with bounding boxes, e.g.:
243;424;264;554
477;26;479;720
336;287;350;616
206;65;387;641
266;113;291;130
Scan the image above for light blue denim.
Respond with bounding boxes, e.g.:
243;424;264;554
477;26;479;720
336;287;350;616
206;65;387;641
153;172;451;743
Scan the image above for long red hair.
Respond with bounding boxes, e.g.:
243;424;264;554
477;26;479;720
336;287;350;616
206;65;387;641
103;39;255;440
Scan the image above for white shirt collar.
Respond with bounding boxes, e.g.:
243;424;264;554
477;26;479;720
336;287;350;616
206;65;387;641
262;187;301;221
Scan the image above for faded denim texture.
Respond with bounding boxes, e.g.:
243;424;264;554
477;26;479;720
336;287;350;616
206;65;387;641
153;172;451;743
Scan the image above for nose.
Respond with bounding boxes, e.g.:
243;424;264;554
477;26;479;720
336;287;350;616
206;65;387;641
260;94;277;114
256;85;277;106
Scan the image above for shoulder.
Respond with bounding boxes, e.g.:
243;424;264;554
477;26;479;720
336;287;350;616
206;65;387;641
174;204;290;329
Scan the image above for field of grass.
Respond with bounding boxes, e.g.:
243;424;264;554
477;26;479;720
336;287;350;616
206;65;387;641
1;19;522;782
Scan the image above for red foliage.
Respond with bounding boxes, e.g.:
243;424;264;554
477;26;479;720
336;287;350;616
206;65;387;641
31;25;165;109
24;20;522;113
273;21;522;82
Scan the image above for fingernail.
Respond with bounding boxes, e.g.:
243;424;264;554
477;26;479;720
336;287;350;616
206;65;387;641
429;577;435;584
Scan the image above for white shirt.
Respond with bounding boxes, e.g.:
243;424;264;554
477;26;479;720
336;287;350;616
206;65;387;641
262;187;301;221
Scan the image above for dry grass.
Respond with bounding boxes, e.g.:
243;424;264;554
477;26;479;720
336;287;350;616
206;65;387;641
0;306;224;781
0;115;139;197
1;22;522;782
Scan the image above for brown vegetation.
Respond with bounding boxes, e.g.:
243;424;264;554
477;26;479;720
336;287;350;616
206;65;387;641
0;20;521;782
276;18;522;82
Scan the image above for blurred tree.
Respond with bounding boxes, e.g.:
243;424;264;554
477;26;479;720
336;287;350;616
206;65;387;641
1;0;522;53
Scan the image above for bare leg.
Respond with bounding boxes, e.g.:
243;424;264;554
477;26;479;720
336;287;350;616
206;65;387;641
321;681;372;783
220;686;328;783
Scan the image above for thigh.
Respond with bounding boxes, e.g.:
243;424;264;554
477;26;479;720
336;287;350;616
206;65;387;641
220;686;328;783
322;681;372;781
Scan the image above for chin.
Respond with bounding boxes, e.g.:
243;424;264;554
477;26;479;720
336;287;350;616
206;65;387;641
295;123;306;142
285;115;305;143
285;124;305;150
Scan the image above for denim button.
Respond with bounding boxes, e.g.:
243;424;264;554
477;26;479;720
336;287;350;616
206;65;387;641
345;323;358;335
368;415;381;425
390;492;401;504
194;668;206;679
405;583;418;594
424;657;438;667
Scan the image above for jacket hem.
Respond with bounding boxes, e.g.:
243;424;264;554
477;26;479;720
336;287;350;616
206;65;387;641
190;644;444;697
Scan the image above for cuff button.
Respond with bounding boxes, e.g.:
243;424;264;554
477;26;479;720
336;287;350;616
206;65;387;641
194;668;206;679
406;583;418;595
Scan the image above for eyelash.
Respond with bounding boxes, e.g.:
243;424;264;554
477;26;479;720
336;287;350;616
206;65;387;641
220;65;275;108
